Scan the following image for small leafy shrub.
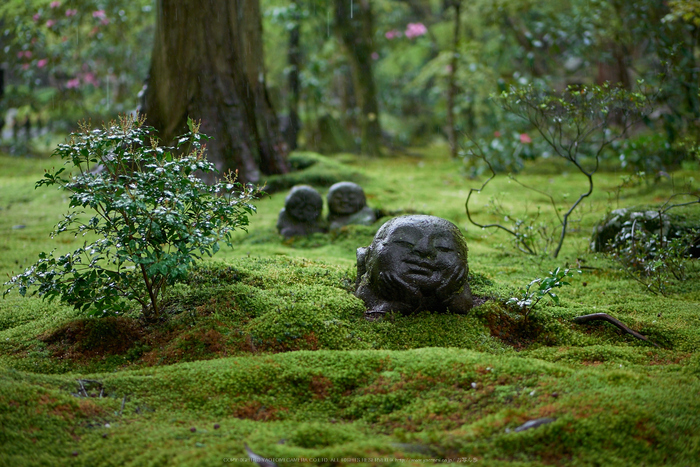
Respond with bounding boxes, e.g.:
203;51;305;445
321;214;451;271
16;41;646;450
461;115;550;177
608;132;688;174
611;223;699;295
507;267;579;320
482;191;557;256
4;114;259;321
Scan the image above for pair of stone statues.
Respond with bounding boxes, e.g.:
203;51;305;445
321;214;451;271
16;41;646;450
276;182;376;238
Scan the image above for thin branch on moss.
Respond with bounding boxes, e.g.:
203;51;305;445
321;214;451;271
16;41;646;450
573;313;659;347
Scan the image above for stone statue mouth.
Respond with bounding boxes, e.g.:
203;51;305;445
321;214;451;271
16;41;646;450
403;260;437;274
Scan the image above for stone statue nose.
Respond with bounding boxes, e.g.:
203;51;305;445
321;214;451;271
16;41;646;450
412;238;434;257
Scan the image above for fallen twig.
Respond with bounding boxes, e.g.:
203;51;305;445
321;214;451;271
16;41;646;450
78;379;89;398
244;443;277;467
119;395;127;416
573;313;659;347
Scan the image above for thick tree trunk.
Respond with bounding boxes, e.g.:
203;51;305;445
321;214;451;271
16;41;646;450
144;0;288;184
285;12;301;151
334;0;383;157
446;0;461;159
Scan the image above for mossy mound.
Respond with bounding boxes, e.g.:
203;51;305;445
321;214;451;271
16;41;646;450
262;152;366;194
6;256;697;377
2;348;700;465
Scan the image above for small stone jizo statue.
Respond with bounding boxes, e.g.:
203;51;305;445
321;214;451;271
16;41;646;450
327;181;376;230
276;185;325;238
355;215;473;319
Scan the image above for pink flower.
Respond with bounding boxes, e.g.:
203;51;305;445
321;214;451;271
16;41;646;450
22;64;30;70
405;22;427;39
66;9;77;16
50;1;61;8
92;10;106;19
46;19;56;27
33;13;41;22
66;78;80;89
37;59;48;68
385;29;400;40
494;131;502;138
83;72;98;86
371;52;379;60
100;18;110;25
519;133;532;144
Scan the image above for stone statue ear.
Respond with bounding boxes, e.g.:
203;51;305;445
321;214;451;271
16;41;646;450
355;247;368;289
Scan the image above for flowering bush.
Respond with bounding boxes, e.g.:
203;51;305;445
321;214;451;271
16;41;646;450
1;0;154;129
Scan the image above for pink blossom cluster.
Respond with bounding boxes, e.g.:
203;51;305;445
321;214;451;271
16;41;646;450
17;51;33;59
50;1;61;8
405;22;427;39
385;29;401;40
93;10;109;25
66;9;77;16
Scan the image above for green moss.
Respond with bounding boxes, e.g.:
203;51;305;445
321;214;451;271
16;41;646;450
262;151;366;193
2;149;700;465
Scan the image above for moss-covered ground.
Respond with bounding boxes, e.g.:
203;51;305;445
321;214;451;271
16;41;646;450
1;146;699;466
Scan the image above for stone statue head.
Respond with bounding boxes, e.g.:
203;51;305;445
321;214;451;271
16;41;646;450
327;181;367;216
285;185;323;222
355;215;472;318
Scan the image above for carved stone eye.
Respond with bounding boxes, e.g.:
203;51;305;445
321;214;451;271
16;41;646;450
394;240;415;248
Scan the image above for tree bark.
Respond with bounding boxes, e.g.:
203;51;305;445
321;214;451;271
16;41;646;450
144;0;289;184
285;10;301;151
334;0;383;156
446;0;461;159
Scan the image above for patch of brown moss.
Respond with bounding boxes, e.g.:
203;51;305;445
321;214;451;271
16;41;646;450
232;400;287;421
40;316;143;360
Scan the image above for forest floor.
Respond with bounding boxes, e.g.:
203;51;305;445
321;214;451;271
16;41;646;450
1;145;699;466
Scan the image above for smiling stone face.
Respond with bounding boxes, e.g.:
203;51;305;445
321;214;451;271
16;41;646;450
355;215;473;318
375;223;464;292
286;185;323;222
276;185;325;238
327;182;366;216
326;182;376;230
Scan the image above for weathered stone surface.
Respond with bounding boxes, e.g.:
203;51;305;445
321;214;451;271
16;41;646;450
327;181;376;230
276;185;325;238
355;215;473;319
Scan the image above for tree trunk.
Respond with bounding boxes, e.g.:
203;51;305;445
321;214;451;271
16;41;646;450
144;0;289;184
285;11;302;151
334;0;383;157
446;0;461;159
